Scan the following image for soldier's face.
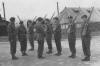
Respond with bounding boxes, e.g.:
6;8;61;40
82;18;87;21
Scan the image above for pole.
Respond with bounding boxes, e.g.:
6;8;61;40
2;2;6;20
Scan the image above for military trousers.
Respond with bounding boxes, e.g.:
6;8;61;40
9;40;17;56
29;34;34;49
37;40;44;57
54;34;62;53
68;36;76;56
19;40;27;52
46;35;52;51
82;37;91;57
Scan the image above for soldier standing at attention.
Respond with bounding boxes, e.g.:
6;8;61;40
34;17;45;59
8;17;18;60
28;20;35;51
53;17;62;56
17;21;28;56
67;16;76;58
81;15;91;61
45;19;53;54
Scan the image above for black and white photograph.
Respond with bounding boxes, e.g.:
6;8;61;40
0;0;100;66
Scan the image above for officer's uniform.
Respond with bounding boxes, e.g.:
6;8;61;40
8;17;18;59
53;19;62;55
34;18;45;59
81;22;91;60
68;22;76;57
28;23;35;50
18;22;28;56
46;22;53;53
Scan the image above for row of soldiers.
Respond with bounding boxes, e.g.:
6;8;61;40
7;15;91;61
7;17;62;60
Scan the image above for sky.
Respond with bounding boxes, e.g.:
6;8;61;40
0;0;100;20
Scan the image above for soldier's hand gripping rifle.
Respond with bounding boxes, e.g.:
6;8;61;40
81;7;94;36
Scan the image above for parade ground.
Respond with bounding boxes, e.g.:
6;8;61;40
0;36;100;66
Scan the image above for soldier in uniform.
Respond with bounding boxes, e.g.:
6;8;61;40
45;19;53;54
17;21;28;56
8;17;18;60
34;17;45;59
28;20;35;51
67;16;76;58
53;17;62;56
81;15;91;61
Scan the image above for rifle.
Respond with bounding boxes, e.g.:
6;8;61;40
50;12;55;21
81;7;94;36
17;16;21;22
33;16;37;21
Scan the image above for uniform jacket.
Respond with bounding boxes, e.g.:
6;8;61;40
81;22;91;39
8;22;17;41
34;23;45;40
18;24;27;42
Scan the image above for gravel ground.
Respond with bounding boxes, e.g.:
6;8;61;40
0;36;100;66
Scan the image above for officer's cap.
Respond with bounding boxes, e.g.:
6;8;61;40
10;17;15;22
81;15;87;18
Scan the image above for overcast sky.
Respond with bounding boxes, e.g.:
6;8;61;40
0;0;100;20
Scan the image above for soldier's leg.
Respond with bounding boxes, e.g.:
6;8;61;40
10;40;18;60
22;40;28;56
82;38;87;56
46;38;52;52
68;37;76;58
71;38;76;56
55;37;62;54
29;35;34;50
85;38;91;57
37;40;44;58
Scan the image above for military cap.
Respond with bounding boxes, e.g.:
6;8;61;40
81;15;87;18
19;21;23;24
68;16;73;19
10;17;15;22
53;17;59;20
45;18;50;22
36;17;43;22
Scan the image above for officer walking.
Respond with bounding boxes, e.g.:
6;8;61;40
8;17;18;60
45;19;53;54
28;20;35;51
67;16;76;58
17;21;28;56
34;17;45;59
53;17;62;56
81;15;91;61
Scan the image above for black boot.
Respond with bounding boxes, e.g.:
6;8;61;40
68;54;76;58
12;55;18;60
82;56;90;61
38;56;45;59
46;50;52;54
22;51;28;56
54;52;62;56
29;48;34;51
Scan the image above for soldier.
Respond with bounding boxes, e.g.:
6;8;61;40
45;19;53;54
34;17;45;59
53;17;62;56
81;15;91;61
8;17;18;60
67;16;76;58
17;21;28;56
28;20;35;51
